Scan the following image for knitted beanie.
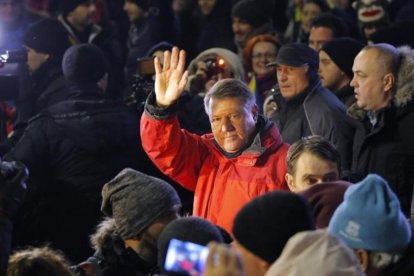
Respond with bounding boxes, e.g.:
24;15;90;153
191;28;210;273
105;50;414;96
62;44;107;84
321;38;364;79
231;0;271;28
101;168;181;240
299;181;351;228
232;191;315;264
59;0;90;16
157;217;224;272
22;18;71;56
328;174;412;253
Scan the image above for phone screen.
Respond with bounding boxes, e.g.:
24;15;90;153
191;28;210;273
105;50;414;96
164;239;209;275
137;57;155;76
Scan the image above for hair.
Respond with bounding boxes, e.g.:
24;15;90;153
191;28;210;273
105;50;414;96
7;247;74;276
242;34;282;72
304;0;329;13
204;79;255;115
286;135;341;175
363;43;402;77
311;13;348;37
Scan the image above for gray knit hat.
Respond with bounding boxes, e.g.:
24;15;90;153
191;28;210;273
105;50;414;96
101;168;181;239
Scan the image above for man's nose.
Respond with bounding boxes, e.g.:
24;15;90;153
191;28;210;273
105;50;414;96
221;118;235;132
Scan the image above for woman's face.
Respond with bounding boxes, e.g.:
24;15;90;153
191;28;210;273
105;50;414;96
301;2;322;32
251;41;278;77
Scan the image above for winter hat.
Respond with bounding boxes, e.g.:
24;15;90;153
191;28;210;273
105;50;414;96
231;0;271;28
232;191;315;264
146;41;174;57
22;18;71;56
321;38;364;79
62;44;107;84
157;217;224;273
329;174;412;253
60;0;91;16
101;168;181;240
265;229;364;276
268;43;319;71
299;181;351;228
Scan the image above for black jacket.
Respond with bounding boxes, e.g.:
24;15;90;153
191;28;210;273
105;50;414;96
271;78;354;172
5;84;160;262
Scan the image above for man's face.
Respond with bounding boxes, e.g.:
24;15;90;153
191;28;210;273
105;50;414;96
123;0;144;22
319;50;348;91
209;96;258;153
0;0;22;25
67;1;96;30
301;2;322;32
232;17;254;47
351;49;392;111
138;207;180;264
232;241;269;276
25;46;49;73
251;41;277;77
276;64;310;100
309;26;334;52
286;151;339;192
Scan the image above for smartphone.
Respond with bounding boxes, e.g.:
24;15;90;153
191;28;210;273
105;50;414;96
137;57;155;77
164;239;209;275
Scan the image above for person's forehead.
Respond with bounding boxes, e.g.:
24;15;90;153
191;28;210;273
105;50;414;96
310;26;334;38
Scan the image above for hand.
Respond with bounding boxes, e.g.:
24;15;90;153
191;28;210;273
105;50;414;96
154;47;188;107
203;242;245;276
0;161;29;218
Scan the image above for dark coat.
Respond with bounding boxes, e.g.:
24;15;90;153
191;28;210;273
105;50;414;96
5;84;160;262
271;78;354;172
348;46;414;216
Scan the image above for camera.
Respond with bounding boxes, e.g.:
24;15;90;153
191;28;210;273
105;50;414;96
203;56;225;79
137;57;156;77
0;49;27;65
164;239;209;275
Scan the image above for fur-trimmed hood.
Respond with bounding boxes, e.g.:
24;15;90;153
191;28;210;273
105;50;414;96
348;45;414;120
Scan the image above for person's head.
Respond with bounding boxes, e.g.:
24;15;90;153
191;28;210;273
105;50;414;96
231;0;271;48
243;34;281;77
309;13;348;51
351;43;400;111
266;229;364;276
60;0;97;32
146;41;173;65
319;37;364;91
268;43;319;100
204;79;258;154
232;191;315;276
157;217;224;274
301;0;328;33
197;0;217;16
0;0;23;26
188;47;245;92
352;0;390;40
299;181;351;228
7;247;74;276
329;174;412;274
62;44;108;89
101;168;182;264
286;136;341;192
123;0;148;22
22;18;71;74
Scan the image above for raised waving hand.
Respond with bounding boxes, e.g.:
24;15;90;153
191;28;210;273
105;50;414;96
154;47;188;107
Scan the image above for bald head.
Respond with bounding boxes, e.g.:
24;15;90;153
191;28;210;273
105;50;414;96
362;43;401;77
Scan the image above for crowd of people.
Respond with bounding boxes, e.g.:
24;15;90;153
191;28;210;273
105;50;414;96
1;0;414;275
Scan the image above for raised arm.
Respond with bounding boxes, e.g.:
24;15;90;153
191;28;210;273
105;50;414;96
154;47;189;107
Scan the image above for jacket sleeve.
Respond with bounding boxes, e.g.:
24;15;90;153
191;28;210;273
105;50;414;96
140;98;211;191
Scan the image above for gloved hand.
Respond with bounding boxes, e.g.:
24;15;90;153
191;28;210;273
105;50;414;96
0;161;29;219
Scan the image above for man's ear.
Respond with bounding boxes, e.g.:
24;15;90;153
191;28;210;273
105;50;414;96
383;73;395;93
355;249;369;272
286;173;296;192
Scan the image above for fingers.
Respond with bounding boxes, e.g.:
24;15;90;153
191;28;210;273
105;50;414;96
170;47;179;69
154;56;162;75
178;70;189;92
163;49;171;71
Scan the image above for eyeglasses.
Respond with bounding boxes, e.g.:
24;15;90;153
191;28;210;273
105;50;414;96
252;52;277;60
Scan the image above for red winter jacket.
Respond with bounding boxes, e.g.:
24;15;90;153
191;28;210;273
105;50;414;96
141;112;289;232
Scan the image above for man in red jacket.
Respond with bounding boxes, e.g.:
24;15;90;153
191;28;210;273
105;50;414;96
140;48;289;232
